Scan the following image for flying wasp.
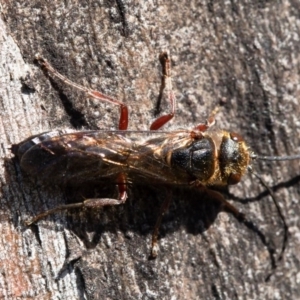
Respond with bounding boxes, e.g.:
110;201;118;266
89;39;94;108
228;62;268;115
12;52;300;277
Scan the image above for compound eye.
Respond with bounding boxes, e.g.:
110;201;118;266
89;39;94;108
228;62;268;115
230;132;244;142
227;173;241;185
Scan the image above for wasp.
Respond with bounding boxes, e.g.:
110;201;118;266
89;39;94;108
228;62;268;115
12;53;300;274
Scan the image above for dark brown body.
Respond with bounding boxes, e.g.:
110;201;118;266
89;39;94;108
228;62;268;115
12;128;250;188
11;53;255;262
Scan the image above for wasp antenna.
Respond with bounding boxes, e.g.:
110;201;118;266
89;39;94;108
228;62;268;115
256;154;300;161
248;168;288;281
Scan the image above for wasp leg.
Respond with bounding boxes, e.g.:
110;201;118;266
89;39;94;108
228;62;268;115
150;52;176;130
193;106;221;132
203;188;245;221
151;191;172;258
26;174;128;225
35;54;128;130
84;172;127;208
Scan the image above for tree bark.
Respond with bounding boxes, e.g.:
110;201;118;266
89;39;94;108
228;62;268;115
1;1;300;299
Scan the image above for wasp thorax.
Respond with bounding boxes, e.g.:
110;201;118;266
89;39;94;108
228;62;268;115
170;136;216;181
219;132;250;185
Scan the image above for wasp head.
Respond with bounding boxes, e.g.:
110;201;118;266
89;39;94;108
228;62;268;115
218;132;250;185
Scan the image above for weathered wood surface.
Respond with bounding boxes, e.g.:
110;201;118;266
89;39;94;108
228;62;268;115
0;1;300;299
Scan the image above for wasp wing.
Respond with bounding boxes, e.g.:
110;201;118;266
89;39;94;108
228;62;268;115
13;131;133;185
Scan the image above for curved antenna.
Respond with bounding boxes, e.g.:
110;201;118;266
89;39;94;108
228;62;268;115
256;154;300;161
248;167;288;281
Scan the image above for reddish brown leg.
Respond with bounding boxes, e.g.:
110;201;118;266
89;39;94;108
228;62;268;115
33;56;131;224
195;185;245;220
208;189;244;219
26;173;128;225
149;53;176;255
35;54;129;130
193;106;220;132
150;52;221;132
151;191;172;257
150;52;176;130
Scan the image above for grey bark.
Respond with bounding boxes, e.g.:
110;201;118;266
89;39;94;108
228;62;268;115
0;1;300;299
